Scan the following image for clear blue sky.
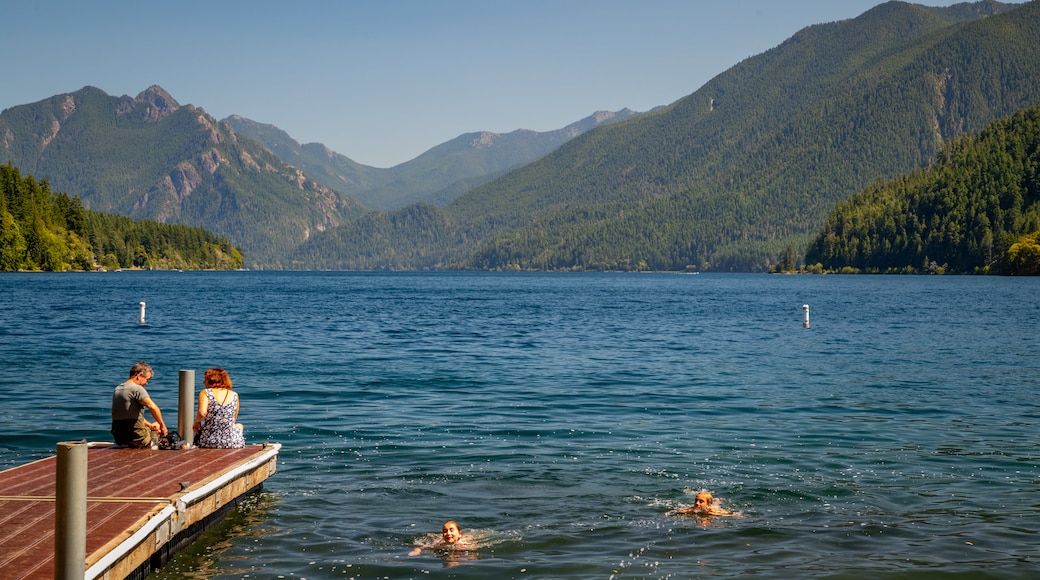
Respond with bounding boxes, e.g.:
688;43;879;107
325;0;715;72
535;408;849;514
2;0;966;168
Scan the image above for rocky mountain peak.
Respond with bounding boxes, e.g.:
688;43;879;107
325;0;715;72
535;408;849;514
117;85;180;122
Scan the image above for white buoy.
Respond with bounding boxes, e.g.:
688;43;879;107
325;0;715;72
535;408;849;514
802;304;810;328
139;301;146;324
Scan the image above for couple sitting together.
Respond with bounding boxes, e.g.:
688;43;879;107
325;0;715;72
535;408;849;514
110;362;245;449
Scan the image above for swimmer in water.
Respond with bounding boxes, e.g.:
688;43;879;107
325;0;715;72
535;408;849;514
409;520;473;556
666;490;739;517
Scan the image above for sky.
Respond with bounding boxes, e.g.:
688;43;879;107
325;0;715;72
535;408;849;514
2;0;967;168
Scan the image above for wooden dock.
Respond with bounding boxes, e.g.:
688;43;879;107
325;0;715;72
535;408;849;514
0;442;280;580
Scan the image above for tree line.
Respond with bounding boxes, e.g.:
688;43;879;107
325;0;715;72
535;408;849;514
0;163;243;271
804;106;1040;275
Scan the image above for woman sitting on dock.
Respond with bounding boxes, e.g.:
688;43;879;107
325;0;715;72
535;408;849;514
192;367;245;448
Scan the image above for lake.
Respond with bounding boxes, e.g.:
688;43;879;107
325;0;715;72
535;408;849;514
0;271;1037;578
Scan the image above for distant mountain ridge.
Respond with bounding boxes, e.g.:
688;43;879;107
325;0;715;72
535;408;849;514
225;108;643;210
220;116;388;204
290;0;1037;271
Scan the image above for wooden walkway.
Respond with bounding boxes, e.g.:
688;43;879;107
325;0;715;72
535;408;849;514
0;442;280;580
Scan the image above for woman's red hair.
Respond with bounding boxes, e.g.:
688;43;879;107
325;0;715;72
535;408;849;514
203;367;232;389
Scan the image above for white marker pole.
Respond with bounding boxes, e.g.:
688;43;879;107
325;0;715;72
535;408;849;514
139;301;146;324
802;304;810;328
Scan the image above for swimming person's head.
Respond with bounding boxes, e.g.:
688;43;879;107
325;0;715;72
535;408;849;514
694;490;713;509
442;520;461;544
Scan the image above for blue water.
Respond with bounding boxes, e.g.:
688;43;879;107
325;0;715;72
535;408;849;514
1;272;1038;579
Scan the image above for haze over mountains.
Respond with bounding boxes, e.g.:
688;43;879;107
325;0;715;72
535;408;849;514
2;0;1038;271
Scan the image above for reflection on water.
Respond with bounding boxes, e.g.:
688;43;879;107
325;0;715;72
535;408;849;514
150;492;278;580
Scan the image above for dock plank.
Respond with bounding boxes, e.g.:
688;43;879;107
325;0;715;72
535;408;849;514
0;443;279;580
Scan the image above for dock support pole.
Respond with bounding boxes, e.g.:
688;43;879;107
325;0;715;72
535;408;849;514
179;370;195;447
55;440;87;580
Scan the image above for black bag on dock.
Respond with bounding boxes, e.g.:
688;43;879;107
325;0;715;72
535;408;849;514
158;431;180;450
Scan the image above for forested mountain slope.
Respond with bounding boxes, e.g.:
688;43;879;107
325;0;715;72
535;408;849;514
294;0;1036;271
805;105;1040;274
0;86;365;268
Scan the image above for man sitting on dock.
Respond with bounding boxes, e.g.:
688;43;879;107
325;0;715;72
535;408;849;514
111;361;168;448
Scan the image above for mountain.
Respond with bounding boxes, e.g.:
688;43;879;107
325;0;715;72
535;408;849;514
804;105;1040;274
225;108;643;210
0;86;366;267
292;0;1036;271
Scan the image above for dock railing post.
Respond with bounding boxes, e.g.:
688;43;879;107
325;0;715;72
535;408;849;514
179;370;195;448
55;440;87;580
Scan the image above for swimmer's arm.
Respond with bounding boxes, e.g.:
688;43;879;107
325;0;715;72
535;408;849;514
408;547;422;556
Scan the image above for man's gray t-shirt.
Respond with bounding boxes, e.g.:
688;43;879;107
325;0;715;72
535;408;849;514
112;380;149;421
